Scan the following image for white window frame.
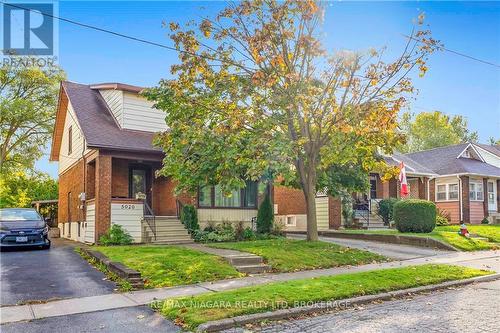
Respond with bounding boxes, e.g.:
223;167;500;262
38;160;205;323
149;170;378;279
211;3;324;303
435;183;459;202
286;215;297;227
469;181;484;201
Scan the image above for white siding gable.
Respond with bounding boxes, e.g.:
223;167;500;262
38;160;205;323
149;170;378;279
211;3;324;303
99;89;167;133
59;102;86;174
122;92;167;132
475;146;500;168
99;89;124;126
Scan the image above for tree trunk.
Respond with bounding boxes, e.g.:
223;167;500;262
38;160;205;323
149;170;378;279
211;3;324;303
304;184;318;241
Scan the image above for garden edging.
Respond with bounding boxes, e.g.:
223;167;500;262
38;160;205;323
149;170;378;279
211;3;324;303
285;231;458;251
79;247;144;289
195;273;500;332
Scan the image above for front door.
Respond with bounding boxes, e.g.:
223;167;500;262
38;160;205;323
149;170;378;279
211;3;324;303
488;180;497;212
129;165;152;207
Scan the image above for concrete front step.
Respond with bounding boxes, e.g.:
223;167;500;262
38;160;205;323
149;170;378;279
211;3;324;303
151;239;194;245
144;229;190;236
227;255;264;266
235;264;271;274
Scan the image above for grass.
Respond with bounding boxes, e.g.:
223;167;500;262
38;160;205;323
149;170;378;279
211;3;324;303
208;238;387;272
76;248;133;292
339;225;500;251
155;264;491;330
93;245;243;288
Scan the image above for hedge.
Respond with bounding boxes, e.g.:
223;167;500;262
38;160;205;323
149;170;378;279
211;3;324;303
393;199;436;233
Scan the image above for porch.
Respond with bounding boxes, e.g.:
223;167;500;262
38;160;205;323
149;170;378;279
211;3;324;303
352;173;429;229
81;151;192;244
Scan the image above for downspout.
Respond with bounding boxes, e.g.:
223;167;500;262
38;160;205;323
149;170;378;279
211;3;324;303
457;175;463;222
427;176;436;201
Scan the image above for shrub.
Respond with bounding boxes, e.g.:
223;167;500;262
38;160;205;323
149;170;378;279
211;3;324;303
340;191;354;228
193;222;236;243
377;198;399;225
256;193;273;234
235;221;245;240
393;199;436;233
181;205;199;233
481;218;490;225
242;227;256;240
436;215;449;226
99;224;133;246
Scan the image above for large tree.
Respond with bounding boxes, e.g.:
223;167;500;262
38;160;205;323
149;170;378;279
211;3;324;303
0;170;58;208
0;58;65;173
145;0;439;240
398;111;478;153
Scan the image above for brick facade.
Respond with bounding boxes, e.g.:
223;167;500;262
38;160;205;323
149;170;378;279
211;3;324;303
483;178;489;217
58;160;85;224
328;197;341;229
460;175;470;223
429;179;436;202
498;180;500;213
95;155;112;240
273;186;307;215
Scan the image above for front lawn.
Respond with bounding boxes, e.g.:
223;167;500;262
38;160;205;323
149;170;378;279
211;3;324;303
156;264;491;330
94;245;242;288
340;225;500;251
208;238;387;272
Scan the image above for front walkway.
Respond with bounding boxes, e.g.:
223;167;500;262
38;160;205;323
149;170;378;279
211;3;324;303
1;250;498;325
287;234;451;260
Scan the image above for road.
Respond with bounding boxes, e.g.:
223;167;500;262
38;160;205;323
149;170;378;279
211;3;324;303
0;238;116;305
223;279;500;333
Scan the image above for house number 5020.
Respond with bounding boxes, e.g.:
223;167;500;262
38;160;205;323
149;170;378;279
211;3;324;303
121;204;135;210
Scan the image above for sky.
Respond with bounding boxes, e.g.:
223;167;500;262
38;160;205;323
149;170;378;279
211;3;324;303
32;1;500;178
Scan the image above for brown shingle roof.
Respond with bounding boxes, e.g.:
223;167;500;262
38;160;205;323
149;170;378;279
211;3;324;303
62;81;161;153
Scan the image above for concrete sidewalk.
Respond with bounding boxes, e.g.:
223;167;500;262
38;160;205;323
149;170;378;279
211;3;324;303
1;250;498;325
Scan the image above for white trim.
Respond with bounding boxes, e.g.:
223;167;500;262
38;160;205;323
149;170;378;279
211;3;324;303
285;215;297;227
435;182;459;202
456;143;485;162
468;181;484;202
435;173;500;179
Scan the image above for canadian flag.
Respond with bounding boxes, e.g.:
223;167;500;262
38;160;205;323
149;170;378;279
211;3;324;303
399;162;409;197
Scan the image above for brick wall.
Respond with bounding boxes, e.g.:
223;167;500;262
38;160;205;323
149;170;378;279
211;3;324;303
328;197;341;229
498;180;500;213
111;158;129;198
274;186;306;215
429;179;436;202
95;155;112;240
152;176;177;216
58;160;85;223
461;175;470;223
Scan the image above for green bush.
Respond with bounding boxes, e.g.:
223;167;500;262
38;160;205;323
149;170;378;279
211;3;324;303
181;205;199;233
481;218;490;225
436;215;449;226
242;227;256;240
99;224;133;246
193;222;236;243
393;199;436;233
257;194;273;234
377;198;399;224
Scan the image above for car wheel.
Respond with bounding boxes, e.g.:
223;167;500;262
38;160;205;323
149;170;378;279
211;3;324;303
42;243;51;250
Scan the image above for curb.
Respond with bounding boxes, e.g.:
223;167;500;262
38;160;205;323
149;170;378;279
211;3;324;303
286;230;458;251
195;273;500;332
79;247;144;289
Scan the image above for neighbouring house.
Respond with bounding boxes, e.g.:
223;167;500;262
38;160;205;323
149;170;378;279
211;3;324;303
50;81;285;244
355;143;500;227
278;143;500;232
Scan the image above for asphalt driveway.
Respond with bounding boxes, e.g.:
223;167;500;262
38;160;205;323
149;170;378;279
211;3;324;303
1;238;116;306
